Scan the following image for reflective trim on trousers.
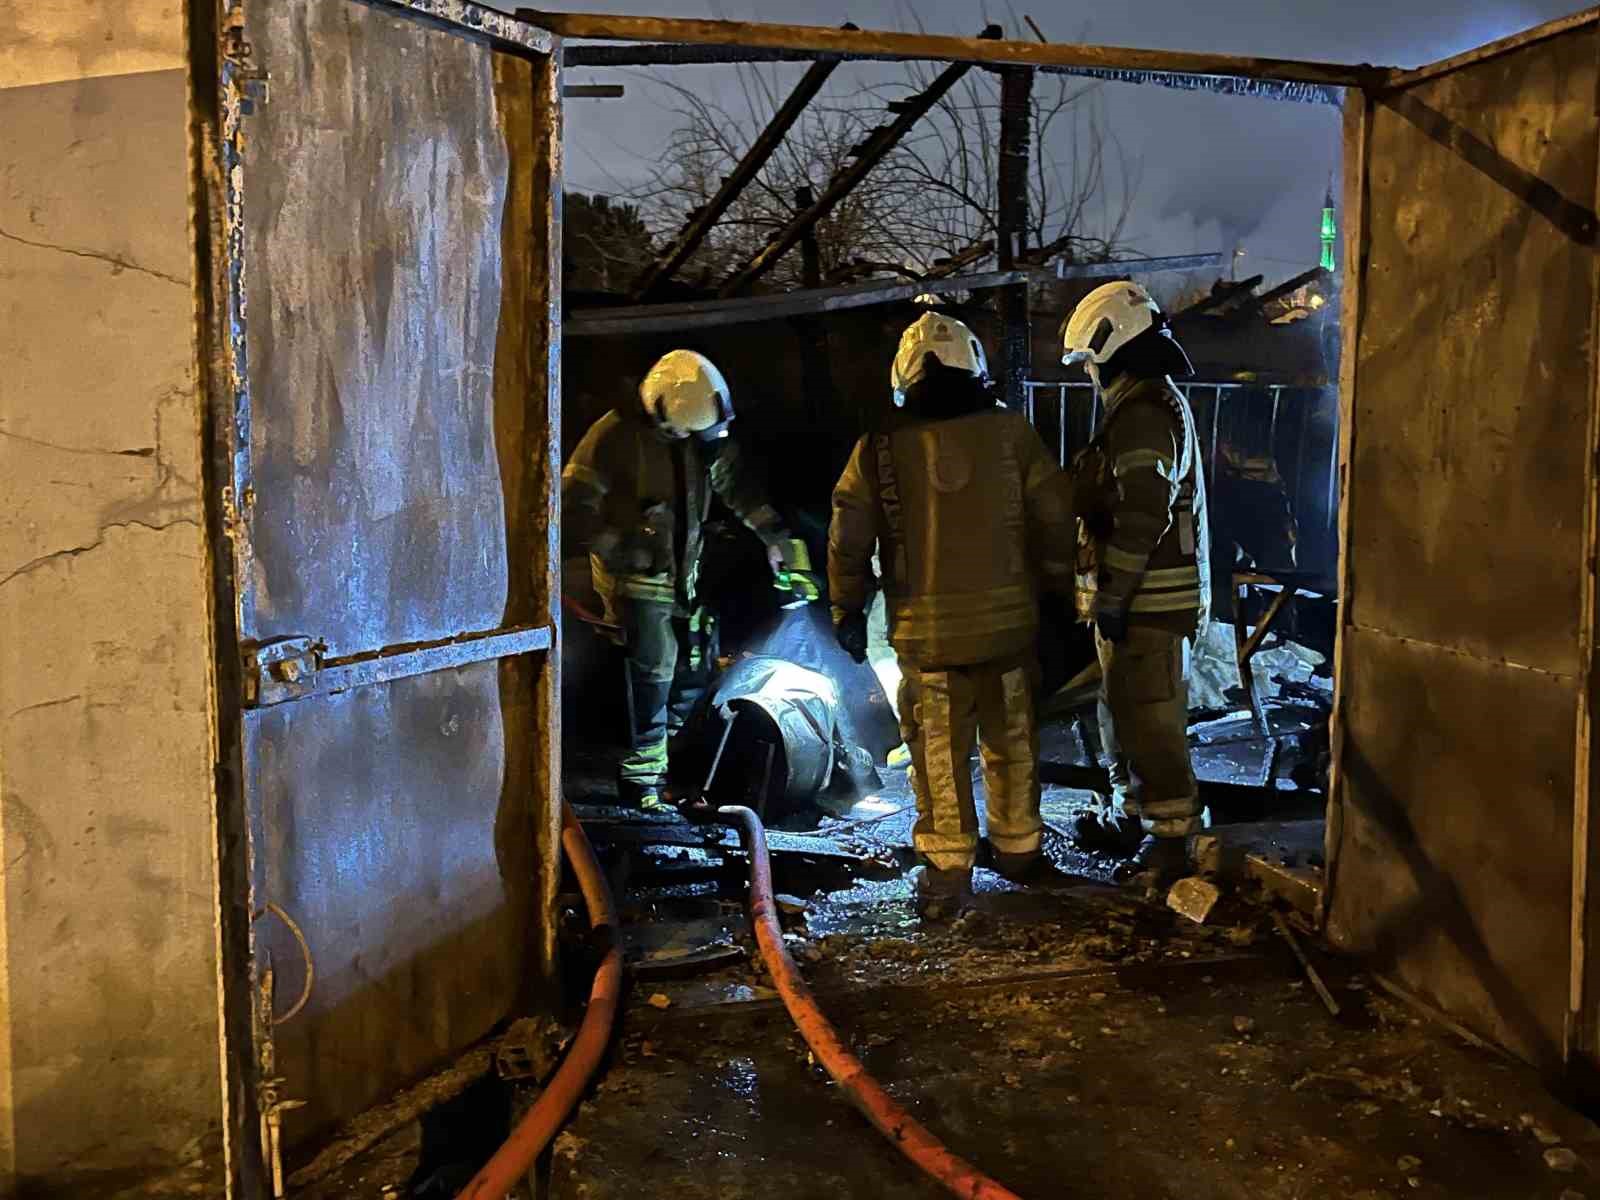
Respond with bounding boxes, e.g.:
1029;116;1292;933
592;557;676;604
980;665;1042;856
901;657;1042;871
1096;625;1199;837
619;738;669;784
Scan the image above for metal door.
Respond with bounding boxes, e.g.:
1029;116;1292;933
203;1;563;1186
1326;23;1599;1075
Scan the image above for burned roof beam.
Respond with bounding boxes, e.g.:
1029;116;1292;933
629;32;852;301
1176;274;1265;319
569;268;1027;337
1034;64;1340;107
1049;251;1225;278
528;11;1382;88
1252;265;1331;309
716;28;1003;297
561;43;1342;106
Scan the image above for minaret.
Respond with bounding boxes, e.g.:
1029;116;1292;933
1320;179;1337;272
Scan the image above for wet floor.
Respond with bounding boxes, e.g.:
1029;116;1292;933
548;898;1600;1200
294;704;1593;1200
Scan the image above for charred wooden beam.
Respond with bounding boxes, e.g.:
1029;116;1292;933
1252;265;1331;309
562;41;1344;105
996;65;1034;409
792;185;835;428
528;10;1383;89
1036;65;1339;106
1045;251;1226;278
568;267;1026;337
629;37;849;301
826;259;927;286
716;28;1003;296
795;185;824;288
1176;274;1265;319
923;240;995;281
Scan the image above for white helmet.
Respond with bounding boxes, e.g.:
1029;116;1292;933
890;312;989;407
1060;280;1163;388
638;349;734;440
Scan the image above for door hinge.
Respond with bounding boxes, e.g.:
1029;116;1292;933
221;5;270;107
242;637;319;707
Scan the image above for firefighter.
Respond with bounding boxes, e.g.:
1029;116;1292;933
1059;281;1210;885
829;313;1075;916
562;350;798;811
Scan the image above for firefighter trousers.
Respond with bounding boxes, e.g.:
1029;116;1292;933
898;653;1042;873
605;597;713;788
1095;623;1200;838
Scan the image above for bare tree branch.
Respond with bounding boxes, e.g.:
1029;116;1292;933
583;57;1140;292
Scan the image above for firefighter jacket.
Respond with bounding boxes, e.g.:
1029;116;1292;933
562;408;785;609
1074;374;1210;633
829;407;1075;668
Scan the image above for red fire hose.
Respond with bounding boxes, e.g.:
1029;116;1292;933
715;805;1024;1200
455;803;622;1200
455;799;1020;1199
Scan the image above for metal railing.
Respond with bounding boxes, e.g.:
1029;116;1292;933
1024;378;1341;575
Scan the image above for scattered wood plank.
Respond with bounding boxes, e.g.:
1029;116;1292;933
580;817;871;865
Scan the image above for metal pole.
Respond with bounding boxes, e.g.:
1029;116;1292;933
1058;385;1067;465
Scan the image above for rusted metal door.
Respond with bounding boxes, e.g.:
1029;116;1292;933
1326;18;1600;1077
205;0;563;1180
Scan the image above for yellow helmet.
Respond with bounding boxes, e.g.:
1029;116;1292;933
638;350;735;440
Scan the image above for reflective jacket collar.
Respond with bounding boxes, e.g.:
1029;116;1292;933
1101;372;1176;419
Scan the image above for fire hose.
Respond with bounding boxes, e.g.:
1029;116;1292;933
454;801;1020;1200
454;802;622;1200
715;805;1023;1200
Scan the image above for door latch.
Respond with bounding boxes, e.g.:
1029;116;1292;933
243;637;319;707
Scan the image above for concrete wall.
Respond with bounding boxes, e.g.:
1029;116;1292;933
0;2;226;1194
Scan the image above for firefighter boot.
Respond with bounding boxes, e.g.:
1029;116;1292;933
914;865;972;922
1113;834;1190;889
1070;805;1144;856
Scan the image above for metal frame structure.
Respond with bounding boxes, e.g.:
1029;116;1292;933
194;3;564;1192
181;8;1600;1190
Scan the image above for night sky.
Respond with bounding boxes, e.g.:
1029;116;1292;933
537;0;1590;287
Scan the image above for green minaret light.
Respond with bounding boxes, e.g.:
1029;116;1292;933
1320;182;1337;272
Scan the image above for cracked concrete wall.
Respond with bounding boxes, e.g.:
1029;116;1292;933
0;2;183;91
0;24;225;1197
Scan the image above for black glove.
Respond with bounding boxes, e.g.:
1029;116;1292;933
1094;605;1128;646
835;609;869;664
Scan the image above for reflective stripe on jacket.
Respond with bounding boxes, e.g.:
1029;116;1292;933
829;407;1075;668
1075;375;1210;630
561;409;783;607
